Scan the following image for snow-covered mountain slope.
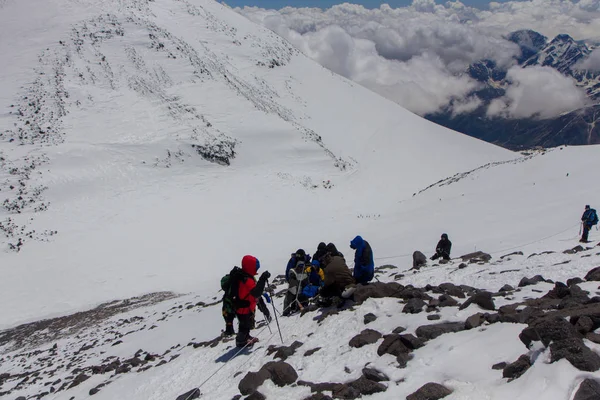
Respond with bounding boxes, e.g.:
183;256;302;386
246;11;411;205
3;241;600;400
0;0;513;329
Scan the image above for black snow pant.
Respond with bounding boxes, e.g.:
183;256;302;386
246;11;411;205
235;313;255;347
431;251;450;261
582;224;592;242
223;309;235;335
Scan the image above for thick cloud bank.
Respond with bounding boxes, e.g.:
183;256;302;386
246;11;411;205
236;0;600;119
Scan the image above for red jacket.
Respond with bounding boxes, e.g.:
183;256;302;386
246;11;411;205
237;255;260;315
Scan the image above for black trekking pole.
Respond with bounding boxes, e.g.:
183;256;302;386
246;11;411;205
266;278;284;344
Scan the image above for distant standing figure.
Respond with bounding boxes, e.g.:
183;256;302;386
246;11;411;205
581;205;599;243
431;233;452;261
350;235;374;284
412;251;427;269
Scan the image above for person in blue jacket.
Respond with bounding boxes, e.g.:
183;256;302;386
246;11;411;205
350;236;374;284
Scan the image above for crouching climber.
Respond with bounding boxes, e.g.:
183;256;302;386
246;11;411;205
431;233;452;261
318;253;355;307
283;259;310;316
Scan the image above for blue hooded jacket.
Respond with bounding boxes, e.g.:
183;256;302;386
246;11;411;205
350;236;374;284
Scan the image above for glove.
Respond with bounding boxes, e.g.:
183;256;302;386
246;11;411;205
262;293;271;303
260;271;271;281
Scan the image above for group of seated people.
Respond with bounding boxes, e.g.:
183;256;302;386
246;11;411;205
282;236;375;315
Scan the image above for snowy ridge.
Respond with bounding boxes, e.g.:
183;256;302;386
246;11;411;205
0;0;512;330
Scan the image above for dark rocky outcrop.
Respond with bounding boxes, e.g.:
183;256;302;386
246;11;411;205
349;329;382;348
353;282;404;304
573;379;600;400
176;388;200;400
363;313;377;324
518;275;547;287
267;341;303;361
585;267;600;281
416;322;465;340
459;291;495;311
460;251;492;263
406;382;452;400
362;367;389;382
465;313;485;330
403;298;427;314
502;355;531;380
238;361;298;395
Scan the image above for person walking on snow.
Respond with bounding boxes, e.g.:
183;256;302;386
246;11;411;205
431;233;452;261
350;235;374;284
235;255;270;348
581;205;599;243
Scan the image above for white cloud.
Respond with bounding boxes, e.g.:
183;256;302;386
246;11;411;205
487;66;590;119
576;48;600;70
237;1;599;119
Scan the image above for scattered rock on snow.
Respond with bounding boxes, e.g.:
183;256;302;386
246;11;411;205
245;391;266;400
377;334;411;359
564;245;585;254
302;394;333;400
500;251;523;259
406;382;452;400
460;251;491;263
392;326;407;334
399;334;425;350
573;316;595;335
492;362;507;370
68;373;90;389
352;282;404;304
347;376;387;395
438;283;465;298
267;341;303;361
499;284;515;292
427;314;441;320
502;355;531;380
238;369;272;395
568;278;585;286
262;361;299;387
304;347;321;357
349;329;382;348
465;313;485;330
573;379;600;400
363;313;377;324
550;338;600;371
459;291;495;311
403;298;426;314
438;294;459;307
518;275;547;287
175;388;200;400
585;267;600;282
362;367;389;382
415;322;465;340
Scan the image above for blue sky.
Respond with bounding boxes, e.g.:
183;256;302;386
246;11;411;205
224;0;516;9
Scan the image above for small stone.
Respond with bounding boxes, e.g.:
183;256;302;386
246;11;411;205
406;382;452;400
427;314;441;321
362;367;389;382
349;329;382;348
363;313;377;324
492;362;507;370
503;355;531;380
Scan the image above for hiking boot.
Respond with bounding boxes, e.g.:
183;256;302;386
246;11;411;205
223;327;235;336
236;336;259;348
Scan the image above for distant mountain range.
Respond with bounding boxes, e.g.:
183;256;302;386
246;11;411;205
426;30;600;150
